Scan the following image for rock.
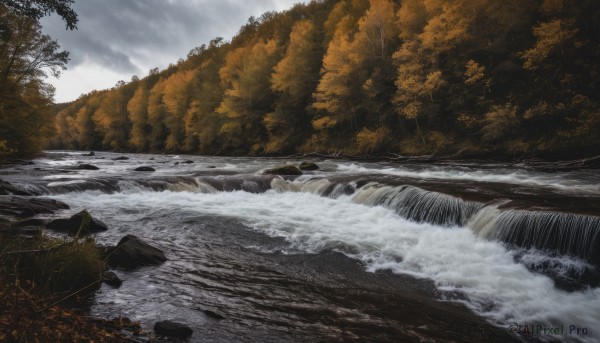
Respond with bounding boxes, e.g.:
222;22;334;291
0;226;42;239
0;180;31;195
207;166;216;169
82;151;95;156
264;165;303;176
107;235;167;269
203;310;225;320
46;209;108;236
12;218;48;228
174;162;179;165
112;156;130;161
18;208;35;218
77;164;99;170
184;160;193;164
134;166;155;172
0;196;69;219
298;162;319;171
154;321;193;338
103;271;123;288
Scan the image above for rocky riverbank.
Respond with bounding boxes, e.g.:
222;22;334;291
0;180;195;341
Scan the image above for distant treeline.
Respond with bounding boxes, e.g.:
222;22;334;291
49;0;600;158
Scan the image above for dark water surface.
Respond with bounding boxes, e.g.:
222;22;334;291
2;151;599;342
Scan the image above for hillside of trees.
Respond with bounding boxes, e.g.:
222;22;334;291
48;0;600;159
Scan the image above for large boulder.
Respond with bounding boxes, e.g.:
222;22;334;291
154;321;193;338
264;165;302;176
298;162;319;171
107;235;167;269
46;210;108;236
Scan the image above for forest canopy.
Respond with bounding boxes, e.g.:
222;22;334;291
37;0;600;158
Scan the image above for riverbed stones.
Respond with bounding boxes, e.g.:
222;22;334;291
134;166;155;172
46;209;108;235
264;165;303;175
107;235;167;269
153;321;193;338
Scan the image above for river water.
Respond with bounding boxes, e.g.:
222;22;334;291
2;151;599;342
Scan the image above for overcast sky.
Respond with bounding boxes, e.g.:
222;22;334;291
41;0;302;103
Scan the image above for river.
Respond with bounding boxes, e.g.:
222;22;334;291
2;151;599;342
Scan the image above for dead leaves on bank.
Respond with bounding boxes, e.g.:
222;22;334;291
0;281;145;342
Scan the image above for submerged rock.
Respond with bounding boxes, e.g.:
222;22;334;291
184;160;193;164
264;165;303;175
134;166;155;172
112;156;130;161
298;162;319;171
76;164;99;170
203;309;225;320
46;209;108;236
107;235;167;269
82;151;95;156
153;321;193;338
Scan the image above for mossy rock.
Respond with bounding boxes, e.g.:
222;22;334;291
298;162;319;171
264;165;303;175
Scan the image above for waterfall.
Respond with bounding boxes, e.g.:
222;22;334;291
351;183;484;227
470;207;600;265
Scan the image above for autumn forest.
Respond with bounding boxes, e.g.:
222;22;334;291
5;0;600;159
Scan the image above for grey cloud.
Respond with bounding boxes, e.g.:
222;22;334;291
41;0;301;76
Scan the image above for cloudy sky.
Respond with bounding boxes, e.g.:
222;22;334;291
41;0;302;103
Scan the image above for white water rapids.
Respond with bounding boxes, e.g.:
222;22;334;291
4;151;599;342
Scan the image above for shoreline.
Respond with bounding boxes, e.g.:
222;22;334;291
5;149;600;170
